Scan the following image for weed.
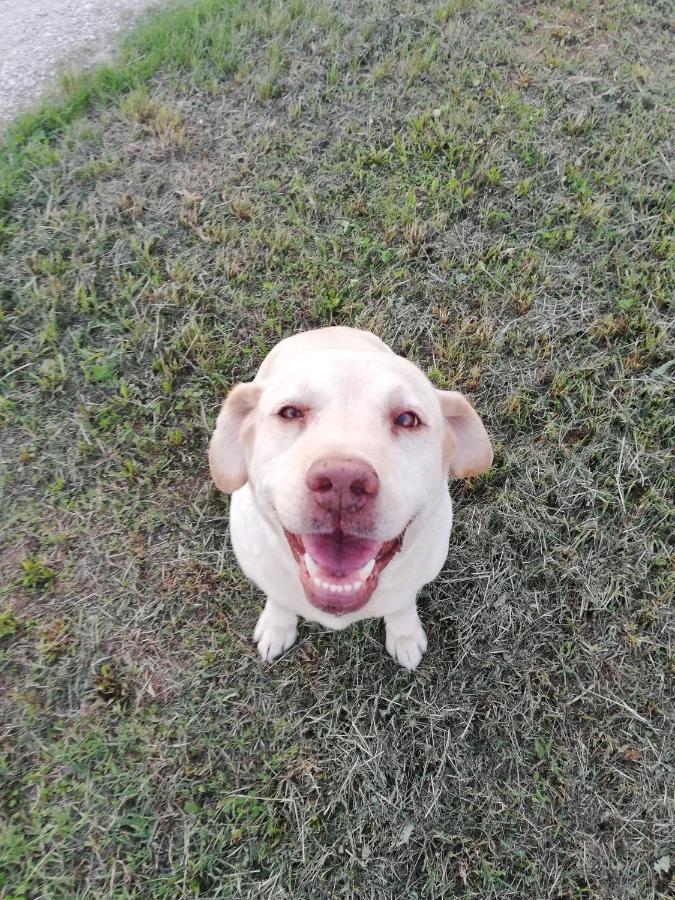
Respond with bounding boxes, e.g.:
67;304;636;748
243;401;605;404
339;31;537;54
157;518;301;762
0;606;19;639
19;559;56;590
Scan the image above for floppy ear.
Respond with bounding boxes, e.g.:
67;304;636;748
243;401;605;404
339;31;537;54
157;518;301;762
437;390;493;478
208;383;261;493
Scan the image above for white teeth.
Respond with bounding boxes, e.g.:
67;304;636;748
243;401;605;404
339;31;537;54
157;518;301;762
304;553;319;577
308;570;363;595
357;559;375;580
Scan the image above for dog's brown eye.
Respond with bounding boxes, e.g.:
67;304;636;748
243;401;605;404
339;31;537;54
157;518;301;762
394;411;420;428
279;406;304;420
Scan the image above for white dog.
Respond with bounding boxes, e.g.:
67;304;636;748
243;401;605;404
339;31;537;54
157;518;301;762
208;327;492;670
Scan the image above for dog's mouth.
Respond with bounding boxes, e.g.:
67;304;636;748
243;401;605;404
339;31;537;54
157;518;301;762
284;528;405;616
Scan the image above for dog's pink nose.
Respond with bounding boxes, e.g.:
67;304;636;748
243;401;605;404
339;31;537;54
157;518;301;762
306;457;379;512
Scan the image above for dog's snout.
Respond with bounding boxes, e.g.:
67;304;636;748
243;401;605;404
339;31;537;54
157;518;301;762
306;457;379;511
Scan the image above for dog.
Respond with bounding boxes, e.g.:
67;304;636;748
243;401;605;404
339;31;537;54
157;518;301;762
208;327;493;670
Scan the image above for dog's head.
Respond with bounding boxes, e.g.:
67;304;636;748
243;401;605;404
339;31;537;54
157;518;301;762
209;327;492;615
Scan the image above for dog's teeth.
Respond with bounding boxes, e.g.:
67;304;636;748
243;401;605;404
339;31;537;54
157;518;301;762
304;553;319;576
305;552;372;597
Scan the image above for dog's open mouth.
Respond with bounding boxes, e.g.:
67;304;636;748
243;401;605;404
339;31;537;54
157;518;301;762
285;528;404;615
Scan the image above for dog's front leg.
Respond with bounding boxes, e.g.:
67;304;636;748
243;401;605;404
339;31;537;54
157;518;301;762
384;603;427;671
253;598;298;662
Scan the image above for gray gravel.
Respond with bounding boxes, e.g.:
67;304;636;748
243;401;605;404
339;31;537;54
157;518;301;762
0;0;166;130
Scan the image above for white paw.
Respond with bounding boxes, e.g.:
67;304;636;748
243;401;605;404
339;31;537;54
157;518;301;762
253;611;297;662
385;624;428;671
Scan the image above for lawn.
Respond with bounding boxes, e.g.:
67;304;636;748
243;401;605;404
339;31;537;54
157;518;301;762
0;0;673;896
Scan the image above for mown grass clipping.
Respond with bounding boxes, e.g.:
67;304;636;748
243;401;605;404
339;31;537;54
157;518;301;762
1;0;673;897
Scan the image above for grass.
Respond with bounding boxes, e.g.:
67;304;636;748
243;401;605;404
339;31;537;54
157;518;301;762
0;0;673;896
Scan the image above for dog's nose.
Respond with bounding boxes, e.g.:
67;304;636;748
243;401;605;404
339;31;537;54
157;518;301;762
306;457;379;512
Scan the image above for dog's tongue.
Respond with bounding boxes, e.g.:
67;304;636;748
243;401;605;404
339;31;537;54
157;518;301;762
302;531;380;575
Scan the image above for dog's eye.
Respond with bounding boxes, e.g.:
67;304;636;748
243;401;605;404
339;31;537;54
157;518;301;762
278;406;304;420
394;411;420;428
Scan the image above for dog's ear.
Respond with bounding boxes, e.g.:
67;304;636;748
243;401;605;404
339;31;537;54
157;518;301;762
437;390;493;478
208;383;261;493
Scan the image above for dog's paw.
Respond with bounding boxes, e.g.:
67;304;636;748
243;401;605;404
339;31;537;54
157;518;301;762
385;623;428;671
253;611;297;662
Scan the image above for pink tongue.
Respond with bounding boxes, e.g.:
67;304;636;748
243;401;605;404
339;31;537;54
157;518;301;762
302;531;380;575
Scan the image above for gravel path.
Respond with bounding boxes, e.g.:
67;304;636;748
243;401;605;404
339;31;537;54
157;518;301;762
0;0;166;130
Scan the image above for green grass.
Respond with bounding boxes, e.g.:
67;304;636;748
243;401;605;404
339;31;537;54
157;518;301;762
1;0;674;896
